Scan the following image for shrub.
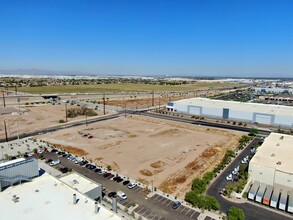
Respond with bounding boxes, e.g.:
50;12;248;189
59;119;65;123
227;206;245;220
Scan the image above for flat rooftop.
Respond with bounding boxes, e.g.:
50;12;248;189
170;98;293;116
0;158;25;167
60;172;100;193
250;133;293;173
0;173;120;220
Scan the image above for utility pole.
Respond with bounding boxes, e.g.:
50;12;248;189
103;93;106;115
152;91;154;107
65;102;68;122
15;85;17;95
4;120;8;142
2;91;6;107
124;100;127;117
85;107;88;126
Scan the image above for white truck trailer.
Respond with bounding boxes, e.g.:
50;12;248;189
270;187;280;208
255;183;267;203
248;181;260;200
262;185;273;205
279;189;288;211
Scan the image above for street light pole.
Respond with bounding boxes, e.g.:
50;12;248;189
65;102;68;122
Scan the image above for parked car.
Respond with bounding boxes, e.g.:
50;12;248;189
108;192;117;198
117;191;127;200
95;168;101;173
226;174;233;181
172;201;181;209
103;172;111;178
50;159;60;166
128;182;138;189
122;180;130;185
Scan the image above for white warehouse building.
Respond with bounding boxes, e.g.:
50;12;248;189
0;157;39;191
249;133;293;189
252;87;293;94
166;98;293;128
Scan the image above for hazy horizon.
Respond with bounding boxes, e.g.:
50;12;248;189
1;1;293;77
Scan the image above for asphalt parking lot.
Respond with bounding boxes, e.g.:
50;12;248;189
133;193;217;220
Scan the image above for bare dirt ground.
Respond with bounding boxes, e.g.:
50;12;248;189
0;104;104;139
37;115;242;198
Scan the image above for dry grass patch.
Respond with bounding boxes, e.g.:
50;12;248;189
150;160;166;169
50;143;86;156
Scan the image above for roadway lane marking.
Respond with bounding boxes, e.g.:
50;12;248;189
180;206;186;213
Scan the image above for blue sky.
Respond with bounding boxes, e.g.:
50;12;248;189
0;0;292;77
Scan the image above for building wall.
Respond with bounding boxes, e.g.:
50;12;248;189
169;102;293;127
248;162;275;186
274;170;293;188
0;158;39;190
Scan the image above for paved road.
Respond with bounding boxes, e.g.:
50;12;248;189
44;152;201;220
206;137;293;220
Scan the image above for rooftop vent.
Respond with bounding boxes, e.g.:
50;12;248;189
276;143;280;146
280;136;284;140
276;161;282;165
271;153;275;157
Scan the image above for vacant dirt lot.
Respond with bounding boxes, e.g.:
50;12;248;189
37;115;242;198
0;104;104;139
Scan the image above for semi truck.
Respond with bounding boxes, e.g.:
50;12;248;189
248;181;260;200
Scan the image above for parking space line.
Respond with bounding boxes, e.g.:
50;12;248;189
135;207;146;214
151;214;159;220
151;194;160;200
157;197;165;203
190;211;196;218
161;198;169;204
180;206;186;213
165;200;173;206
191;211;200;219
145;211;153;218
160;198;168;204
141;209;150;216
185;208;192;216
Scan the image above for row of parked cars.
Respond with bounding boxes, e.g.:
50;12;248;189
50;148;139;198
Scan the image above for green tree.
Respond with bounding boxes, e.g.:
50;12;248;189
249;128;259;136
227;206;245;220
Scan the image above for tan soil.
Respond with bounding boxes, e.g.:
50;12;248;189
36;115;242;199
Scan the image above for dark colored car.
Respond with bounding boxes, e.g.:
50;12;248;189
89;165;96;170
108;192;117;198
51;149;58;153
122;180;130;185
107;174;114;179
45;159;53;164
60;167;69;173
95;168;101;173
116;177;124;183
80;160;89;166
103;172;111;178
172;201;181;209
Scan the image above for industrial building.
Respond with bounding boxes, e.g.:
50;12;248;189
166;98;293;127
252;87;293;94
248;133;293;212
0;173;121;220
60;172;103;202
0;157;39;191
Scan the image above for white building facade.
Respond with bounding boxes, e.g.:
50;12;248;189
167;98;293;128
0;157;39;191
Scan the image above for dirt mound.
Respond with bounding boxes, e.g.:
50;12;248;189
139;169;153;176
201;147;219;158
150;160;166;169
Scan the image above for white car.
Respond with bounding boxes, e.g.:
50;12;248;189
49;159;60;166
128;182;138;189
226;174;233;181
117;191;127;200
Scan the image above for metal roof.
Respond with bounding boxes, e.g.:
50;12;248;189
250;133;293;173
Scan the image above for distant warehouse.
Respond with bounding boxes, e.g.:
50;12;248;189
166;98;293;127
